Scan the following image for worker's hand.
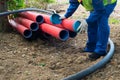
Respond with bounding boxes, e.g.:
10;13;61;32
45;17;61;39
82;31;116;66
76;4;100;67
59;15;66;20
77;19;88;33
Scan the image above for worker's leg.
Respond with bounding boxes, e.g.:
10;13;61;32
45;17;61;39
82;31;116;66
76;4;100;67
94;3;117;56
94;15;109;55
84;18;98;52
89;2;117;60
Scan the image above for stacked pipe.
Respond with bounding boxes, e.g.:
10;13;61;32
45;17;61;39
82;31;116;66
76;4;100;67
9;11;81;41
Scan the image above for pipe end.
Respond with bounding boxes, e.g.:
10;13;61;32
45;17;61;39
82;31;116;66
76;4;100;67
30;23;39;31
73;20;81;32
23;30;32;38
59;30;69;41
50;14;62;24
36;15;44;24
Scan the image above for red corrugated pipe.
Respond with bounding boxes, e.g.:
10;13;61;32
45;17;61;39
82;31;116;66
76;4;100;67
39;23;69;41
20;11;62;24
19;11;44;24
61;19;81;32
15;17;39;31
46;24;77;38
9;20;32;39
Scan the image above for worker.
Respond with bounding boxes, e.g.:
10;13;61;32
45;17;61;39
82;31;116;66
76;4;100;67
60;0;117;60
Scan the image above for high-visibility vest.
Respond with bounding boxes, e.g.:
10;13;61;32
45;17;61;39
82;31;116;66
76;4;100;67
78;0;117;11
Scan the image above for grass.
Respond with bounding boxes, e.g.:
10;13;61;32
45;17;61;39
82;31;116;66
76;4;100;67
109;17;120;24
55;0;69;4
26;0;55;9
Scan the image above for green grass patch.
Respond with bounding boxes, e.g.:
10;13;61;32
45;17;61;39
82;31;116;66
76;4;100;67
38;63;46;67
109;18;120;24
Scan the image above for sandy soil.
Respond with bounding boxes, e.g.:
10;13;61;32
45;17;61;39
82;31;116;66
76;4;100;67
0;1;120;80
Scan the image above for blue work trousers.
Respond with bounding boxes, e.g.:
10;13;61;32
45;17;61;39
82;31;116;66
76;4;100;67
86;2;116;55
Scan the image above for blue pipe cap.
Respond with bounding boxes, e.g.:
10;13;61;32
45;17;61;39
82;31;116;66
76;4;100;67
73;20;81;32
50;14;62;24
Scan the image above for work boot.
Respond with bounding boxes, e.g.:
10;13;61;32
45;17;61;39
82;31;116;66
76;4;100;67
89;52;107;61
88;53;101;61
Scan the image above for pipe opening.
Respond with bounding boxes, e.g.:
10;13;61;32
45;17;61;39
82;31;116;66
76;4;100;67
50;14;62;24
69;31;77;38
36;15;44;24
30;23;39;31
59;30;69;41
73;20;81;32
23;30;32;38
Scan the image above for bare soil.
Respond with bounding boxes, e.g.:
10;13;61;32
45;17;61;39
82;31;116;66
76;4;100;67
0;1;120;80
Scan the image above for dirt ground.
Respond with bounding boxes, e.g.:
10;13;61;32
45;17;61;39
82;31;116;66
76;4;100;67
0;1;120;80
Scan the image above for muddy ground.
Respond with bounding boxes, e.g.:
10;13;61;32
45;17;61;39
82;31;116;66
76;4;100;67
0;1;120;80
